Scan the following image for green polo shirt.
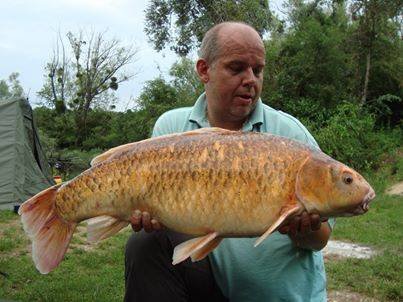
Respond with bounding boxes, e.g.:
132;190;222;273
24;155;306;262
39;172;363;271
152;93;331;302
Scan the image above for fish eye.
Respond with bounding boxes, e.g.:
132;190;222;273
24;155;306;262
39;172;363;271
343;175;353;185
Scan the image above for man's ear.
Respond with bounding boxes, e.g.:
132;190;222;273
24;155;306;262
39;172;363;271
196;59;210;83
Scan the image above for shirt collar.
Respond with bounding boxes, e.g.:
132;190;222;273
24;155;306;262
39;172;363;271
189;93;209;127
189;93;264;131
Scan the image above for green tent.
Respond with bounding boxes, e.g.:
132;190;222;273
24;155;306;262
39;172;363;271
0;97;55;210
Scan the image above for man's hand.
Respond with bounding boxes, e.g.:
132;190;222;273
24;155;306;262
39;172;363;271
130;210;164;233
278;212;331;251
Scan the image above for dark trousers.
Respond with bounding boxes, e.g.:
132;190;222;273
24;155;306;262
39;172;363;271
124;229;228;302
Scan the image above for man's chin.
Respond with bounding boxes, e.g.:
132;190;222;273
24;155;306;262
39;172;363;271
232;102;256;117
230;108;254;121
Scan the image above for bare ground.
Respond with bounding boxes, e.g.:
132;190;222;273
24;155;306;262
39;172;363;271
386;181;403;196
328;290;380;302
323;240;377;261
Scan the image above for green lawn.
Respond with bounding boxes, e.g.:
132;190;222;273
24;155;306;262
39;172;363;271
1;158;402;301
0;214;129;302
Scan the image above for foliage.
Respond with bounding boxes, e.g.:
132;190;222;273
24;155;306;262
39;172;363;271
30;0;401;176
169;57;204;103
0;72;25;100
349;0;402;104
365;94;402;127
134;77;183;137
312;102;401;170
144;0;273;56
35;56;201;151
37;30;137;148
263;1;353;109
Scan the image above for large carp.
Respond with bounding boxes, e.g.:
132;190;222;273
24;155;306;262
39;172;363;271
19;128;375;274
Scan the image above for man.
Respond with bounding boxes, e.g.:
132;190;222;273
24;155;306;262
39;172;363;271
125;22;333;302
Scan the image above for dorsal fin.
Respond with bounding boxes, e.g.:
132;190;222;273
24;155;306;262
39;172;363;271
184;127;233;134
90;142;138;166
90;128;233;166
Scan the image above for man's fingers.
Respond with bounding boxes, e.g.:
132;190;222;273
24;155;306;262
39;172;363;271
130;210;163;233
289;216;300;237
310;214;322;231
151;219;162;231
142;212;153;232
278;225;290;234
131;210;142;232
299;212;311;235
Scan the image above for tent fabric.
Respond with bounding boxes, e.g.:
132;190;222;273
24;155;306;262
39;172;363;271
0;97;54;210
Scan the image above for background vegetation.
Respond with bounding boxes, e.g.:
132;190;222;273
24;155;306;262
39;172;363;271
2;0;400;177
0;0;402;300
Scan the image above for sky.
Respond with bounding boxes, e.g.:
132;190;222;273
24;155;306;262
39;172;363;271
0;0;285;111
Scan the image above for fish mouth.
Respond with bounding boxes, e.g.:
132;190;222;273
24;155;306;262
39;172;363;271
351;188;376;215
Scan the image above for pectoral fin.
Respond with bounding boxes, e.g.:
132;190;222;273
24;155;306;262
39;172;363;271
254;204;302;247
190;237;223;262
172;232;219;265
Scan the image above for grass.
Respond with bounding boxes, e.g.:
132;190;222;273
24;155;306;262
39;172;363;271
0;156;402;301
0;215;129;302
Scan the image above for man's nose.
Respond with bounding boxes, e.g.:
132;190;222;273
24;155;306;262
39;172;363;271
242;67;256;87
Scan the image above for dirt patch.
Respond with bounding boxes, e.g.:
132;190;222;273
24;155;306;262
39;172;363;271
328;290;379;302
323;240;376;261
386;181;403;196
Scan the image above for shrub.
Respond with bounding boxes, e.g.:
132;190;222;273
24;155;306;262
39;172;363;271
314;102;400;170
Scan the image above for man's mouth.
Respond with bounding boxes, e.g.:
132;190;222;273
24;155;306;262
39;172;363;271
235;94;253;105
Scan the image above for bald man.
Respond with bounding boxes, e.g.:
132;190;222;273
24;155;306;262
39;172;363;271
124;22;332;302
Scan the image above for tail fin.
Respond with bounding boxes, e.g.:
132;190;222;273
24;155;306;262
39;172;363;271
18;184;77;274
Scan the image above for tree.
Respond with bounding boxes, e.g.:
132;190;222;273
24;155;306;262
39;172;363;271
262;0;353;116
38;30;137;147
130;58;203;138
0;72;25;99
169;57;204;104
144;0;274;56
349;0;402;105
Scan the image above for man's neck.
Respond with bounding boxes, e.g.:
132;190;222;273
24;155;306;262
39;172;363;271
207;112;245;131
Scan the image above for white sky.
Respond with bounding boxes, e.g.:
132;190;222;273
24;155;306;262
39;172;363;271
0;0;285;111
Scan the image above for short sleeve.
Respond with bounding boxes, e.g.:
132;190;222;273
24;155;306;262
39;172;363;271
151;111;180;138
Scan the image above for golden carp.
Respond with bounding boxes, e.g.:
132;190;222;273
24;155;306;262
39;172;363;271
18;128;375;274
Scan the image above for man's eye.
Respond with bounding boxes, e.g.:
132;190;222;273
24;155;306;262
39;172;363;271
230;66;243;73
253;68;263;76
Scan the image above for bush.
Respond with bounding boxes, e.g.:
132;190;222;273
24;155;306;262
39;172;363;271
280;97;330;128
313;102;401;171
50;149;103;180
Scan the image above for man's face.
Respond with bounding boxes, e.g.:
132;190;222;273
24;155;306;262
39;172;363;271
202;28;265;124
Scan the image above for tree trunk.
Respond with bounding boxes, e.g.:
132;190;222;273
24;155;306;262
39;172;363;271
361;50;371;106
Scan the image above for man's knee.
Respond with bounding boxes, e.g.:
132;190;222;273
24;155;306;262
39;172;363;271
126;232;158;264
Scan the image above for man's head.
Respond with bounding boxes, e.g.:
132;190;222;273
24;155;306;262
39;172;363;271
196;22;265;129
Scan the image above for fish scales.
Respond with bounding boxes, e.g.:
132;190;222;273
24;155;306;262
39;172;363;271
19;128;376;274
55;131;311;235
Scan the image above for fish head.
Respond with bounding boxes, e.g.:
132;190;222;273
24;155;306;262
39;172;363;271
295;155;376;217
